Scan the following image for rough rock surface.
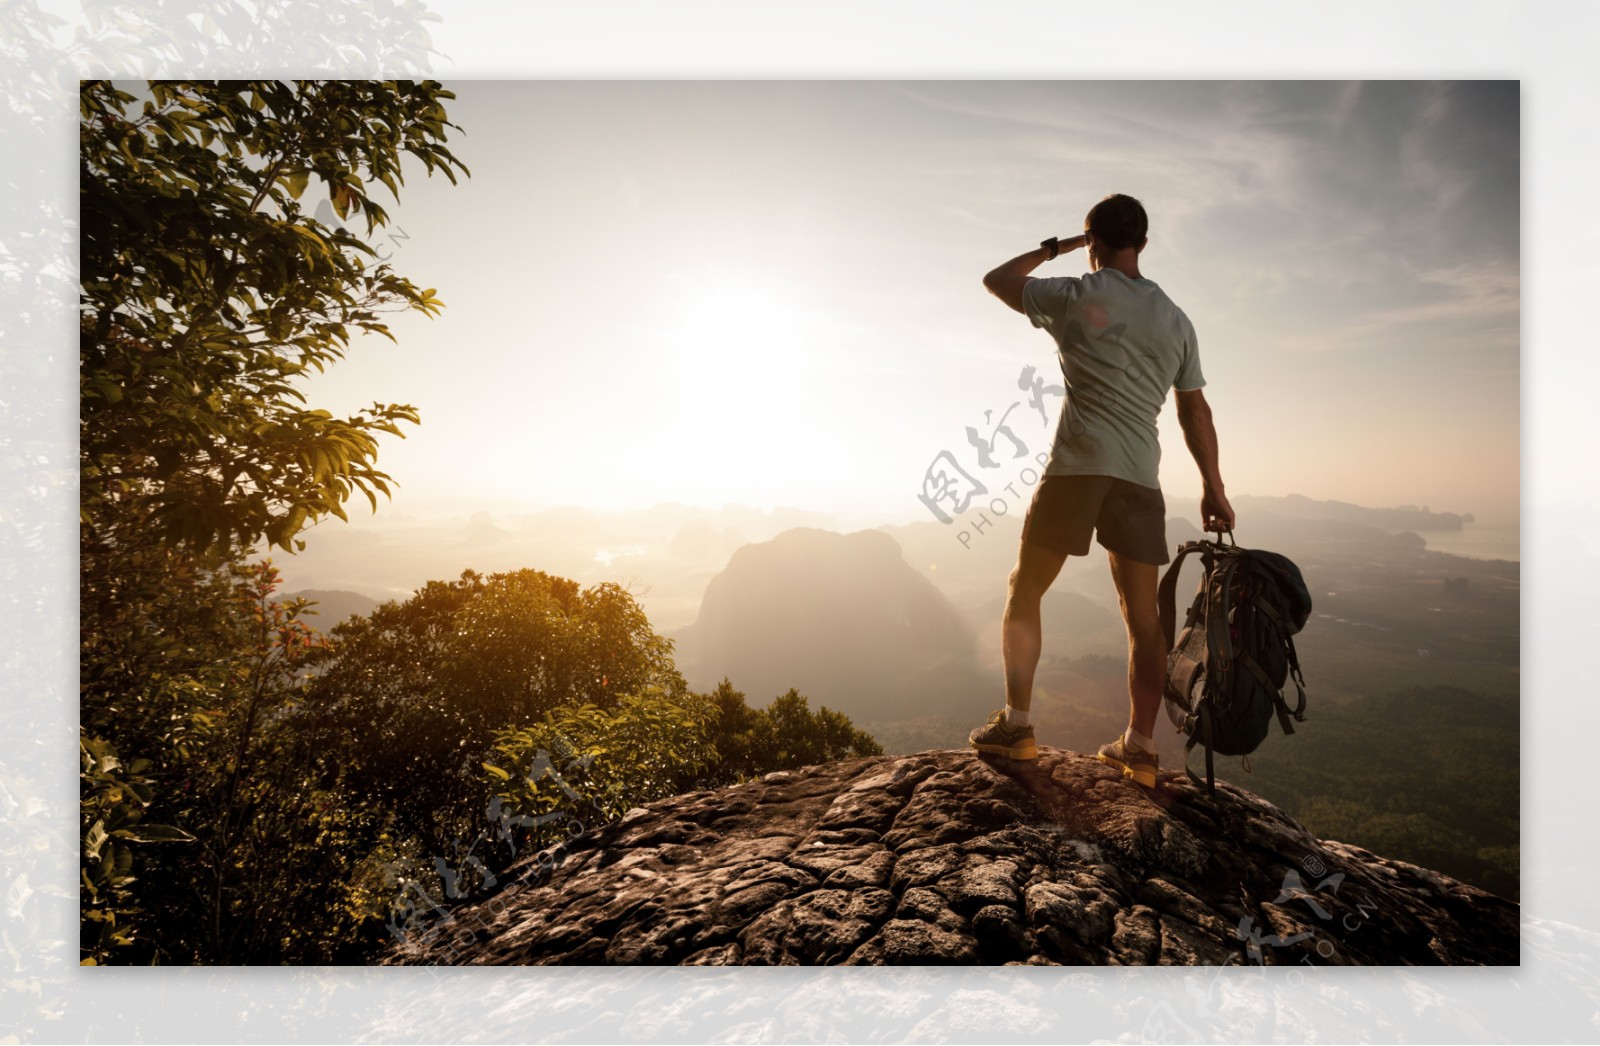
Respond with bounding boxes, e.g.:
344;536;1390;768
381;748;1517;966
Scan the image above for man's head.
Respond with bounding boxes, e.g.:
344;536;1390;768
1083;193;1148;271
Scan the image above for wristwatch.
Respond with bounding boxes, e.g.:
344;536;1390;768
1040;236;1060;260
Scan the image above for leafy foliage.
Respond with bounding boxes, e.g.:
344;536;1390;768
79;736;195;965
78;78;470;963
698;678;885;786
484;686;719;856
87;557;392;964
80;79;468;555
301;568;690;862
471;678;884;884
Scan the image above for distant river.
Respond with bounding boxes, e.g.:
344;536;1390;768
1418;518;1520;562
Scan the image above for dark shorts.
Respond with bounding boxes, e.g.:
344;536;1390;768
1019;474;1170;565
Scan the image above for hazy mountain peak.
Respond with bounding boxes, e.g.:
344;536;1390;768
674;527;988;717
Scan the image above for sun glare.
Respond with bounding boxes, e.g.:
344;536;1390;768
661;281;814;496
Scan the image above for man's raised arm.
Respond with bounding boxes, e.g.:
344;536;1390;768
983;234;1086;314
1174;388;1237;533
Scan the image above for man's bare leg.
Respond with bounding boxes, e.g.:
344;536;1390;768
1107;548;1165;742
1002;539;1069;714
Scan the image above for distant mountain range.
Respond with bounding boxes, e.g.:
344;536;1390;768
1232;494;1475;531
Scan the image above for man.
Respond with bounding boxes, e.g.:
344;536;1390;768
967;193;1235;788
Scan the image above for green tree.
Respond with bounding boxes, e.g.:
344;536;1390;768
79;79;469;554
80;552;380;964
455;681;882;919
483;686;719;856
752;687;885;770
303;568;690;862
698;678;883;785
312;578;889;948
78;78;470;963
79;735;195;965
89;557;388;964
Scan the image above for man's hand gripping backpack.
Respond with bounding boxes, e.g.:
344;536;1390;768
1158;529;1314;795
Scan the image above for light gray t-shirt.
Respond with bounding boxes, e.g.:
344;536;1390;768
1022;268;1204;490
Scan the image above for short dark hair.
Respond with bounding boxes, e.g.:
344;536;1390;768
1085;194;1148;252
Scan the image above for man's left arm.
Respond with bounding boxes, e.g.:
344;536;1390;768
983;234;1087;314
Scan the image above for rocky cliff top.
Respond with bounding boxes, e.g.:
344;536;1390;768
381;748;1517;966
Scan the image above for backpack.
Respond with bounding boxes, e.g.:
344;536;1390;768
1157;530;1313;795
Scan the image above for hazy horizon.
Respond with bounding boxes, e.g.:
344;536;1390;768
265;490;1521;636
291;485;1520;531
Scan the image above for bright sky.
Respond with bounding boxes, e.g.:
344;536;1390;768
301;80;1519;526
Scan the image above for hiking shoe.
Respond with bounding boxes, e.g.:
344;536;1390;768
1097;735;1159;788
969;708;1038;760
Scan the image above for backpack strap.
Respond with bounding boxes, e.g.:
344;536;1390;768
1252;594;1286;632
1158;542;1206;650
1272;693;1297;736
1271;638;1308;736
1239;653;1297;736
1183;698;1217;795
1284;635;1308;721
1211;556;1242;671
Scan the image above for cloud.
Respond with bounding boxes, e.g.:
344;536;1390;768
1328;81;1363;131
1399;82;1475;221
1346;260;1520;335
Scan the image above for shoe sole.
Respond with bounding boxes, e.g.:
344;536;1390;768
970;738;1038;760
1097;752;1157;788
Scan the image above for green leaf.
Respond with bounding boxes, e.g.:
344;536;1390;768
331;183;354;221
112;824;196;844
281;504;308;541
85;820;109;860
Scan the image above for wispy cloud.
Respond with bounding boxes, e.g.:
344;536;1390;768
1356;260;1520;331
1400;82;1474;221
